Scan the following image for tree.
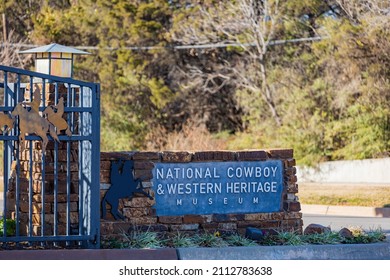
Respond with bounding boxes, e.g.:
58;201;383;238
4;0;387;163
309;0;390;160
0;32;31;70
335;0;390;22
172;0;283;126
0;0;44;39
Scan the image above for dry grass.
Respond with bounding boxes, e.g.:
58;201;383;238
299;183;390;208
145;120;228;151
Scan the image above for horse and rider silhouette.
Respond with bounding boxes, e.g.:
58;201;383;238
12;103;59;152
4;85;71;151
101;160;154;220
43;97;72;137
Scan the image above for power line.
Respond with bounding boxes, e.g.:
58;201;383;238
174;36;326;49
0;36;326;51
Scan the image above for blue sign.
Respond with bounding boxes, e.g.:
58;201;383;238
151;161;284;216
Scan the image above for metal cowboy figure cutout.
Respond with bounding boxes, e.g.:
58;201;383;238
43;97;72;137
10;85;71;152
101;160;154;220
0;112;13;133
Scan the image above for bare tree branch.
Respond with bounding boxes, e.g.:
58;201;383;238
1;30;32;68
335;0;390;22
172;0;283;126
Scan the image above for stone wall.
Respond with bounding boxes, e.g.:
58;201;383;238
100;149;302;241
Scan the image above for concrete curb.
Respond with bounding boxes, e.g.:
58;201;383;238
0;248;178;260
1;240;389;260
177;242;390;260
301;204;390;217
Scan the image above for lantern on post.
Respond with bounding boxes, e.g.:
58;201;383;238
19;43;90;78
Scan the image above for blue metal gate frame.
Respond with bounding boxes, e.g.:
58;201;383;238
0;65;100;248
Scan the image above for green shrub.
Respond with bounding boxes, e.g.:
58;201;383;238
0;218;16;236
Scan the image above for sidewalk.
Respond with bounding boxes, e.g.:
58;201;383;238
301;204;390;218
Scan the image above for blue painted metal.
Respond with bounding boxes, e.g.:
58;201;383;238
0;64;100;248
101;160;153;220
152;161;284;216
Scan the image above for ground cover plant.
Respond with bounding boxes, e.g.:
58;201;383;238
101;227;387;249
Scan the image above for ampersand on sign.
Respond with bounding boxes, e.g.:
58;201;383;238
157;184;164;195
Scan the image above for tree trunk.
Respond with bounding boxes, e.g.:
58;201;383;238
259;59;282;126
2;12;7;42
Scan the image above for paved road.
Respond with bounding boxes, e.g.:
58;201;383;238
303;213;390;233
